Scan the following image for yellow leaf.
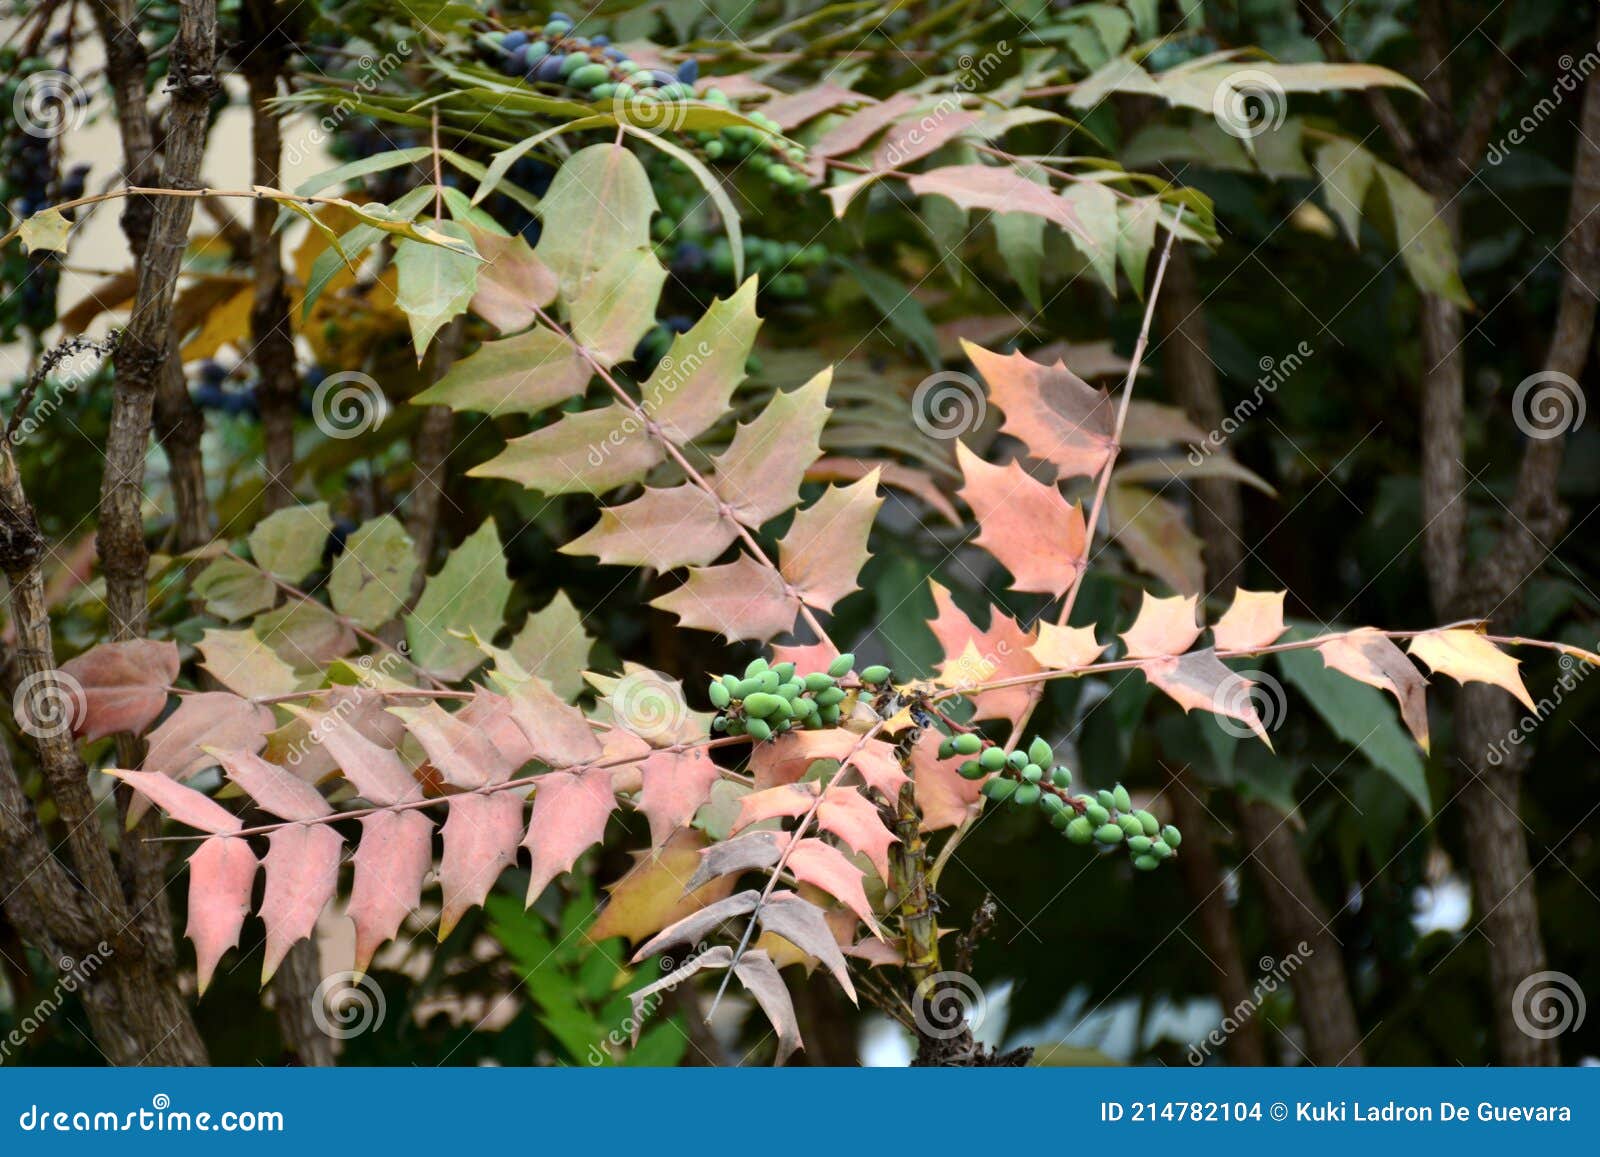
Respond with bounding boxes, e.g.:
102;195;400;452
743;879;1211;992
1120;592;1201;659
1029;623;1106;670
19;208;71;254
1408;629;1535;712
1212;589;1288;651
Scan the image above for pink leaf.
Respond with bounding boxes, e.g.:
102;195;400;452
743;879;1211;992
651;555;800;642
349;810;435;972
1140;650;1272;748
927;581;1042;724
1120;592;1202;658
210;747;332;822
910;729;983;832
777;470;883;613
459;690;537;770
522;768;617;905
639;746;722;845
962;341;1114;482
439;792;526;937
107;769;241;834
143;693;275;781
497;673;604;767
955;443;1086;597
816;785;897;880
303;708;421;805
260;823;344;982
732;782;820;834
1318;629;1431;751
750;729;905;799
911;169;1086;245
186;836;257;994
564;484;736;571
392;701;516;788
60;639;179;740
786;838;880;933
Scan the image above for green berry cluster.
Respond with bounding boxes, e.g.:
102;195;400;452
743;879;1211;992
937;732;1182;871
477;17;699;102
708;654;891;742
688;93;808;188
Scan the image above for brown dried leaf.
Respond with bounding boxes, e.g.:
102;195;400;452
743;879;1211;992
1317;628;1431;751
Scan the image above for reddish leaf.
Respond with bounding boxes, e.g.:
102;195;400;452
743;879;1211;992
522;768;616;904
763;84;873;130
590;828;738;944
300;708;421;805
749;729;906;799
211;747;332;822
497;671;604;767
652;555;800;642
564;484;736;570
873;109;982;170
186;836;257;994
910;167;1084;242
1140;650;1272;747
963;341;1114;481
1213;589;1289;651
458;690;536;771
349;810;434;972
733;781;820;833
1317;629;1430;751
910;729;983;832
463;225;557;333
260;823;344;982
639;746;722;846
809;455;962;526
391;702;516;789
769;639;842;675
438;791;525;936
927;581;1042;724
107;769;240;834
61;639;179;740
1120;592;1202;658
785;838;880;933
810;92;919;159
777;470;882;613
956;443;1086;596
816;785;897;880
134;693;275;823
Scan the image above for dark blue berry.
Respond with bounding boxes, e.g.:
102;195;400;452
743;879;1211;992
501;30;530;51
534;53;566;81
676;59;699;84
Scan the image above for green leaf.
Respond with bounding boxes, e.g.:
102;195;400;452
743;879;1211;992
247;503;332;583
411;326;590;416
294;147;433;198
993;169;1047;310
1117;195;1161;294
193;556;278;621
405;519;512;681
328;515;418;629
1375;162;1472;308
1313;135;1376;246
534;144;659;301
394;219;480;358
1276;633;1431;816
621;124;743;284
302;186;435;319
1063;180;1119;294
569;245;668;367
507;591;594;702
837;258;940;368
641;277;761;442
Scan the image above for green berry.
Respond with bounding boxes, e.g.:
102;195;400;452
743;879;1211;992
981;778;1017;802
746;718;773;742
1065;816;1094;844
709;682;731;709
1097;790;1116;811
1085;802;1110;826
1135;810;1159;837
1161;825;1182;848
1022;763;1043;783
1008;750;1028;769
1050;810;1072;830
1113;784;1132;812
756;670;780;693
744;692;783;718
1015;783;1042;806
979;747;1006;772
827;654;854;677
745;658;769;678
818;705;841;726
711;715;727;732
953;733;982;756
773;662;796;682
590;82;617;100
560;52;590;77
1127;835;1152;855
1051;767;1072;789
937;738;956;760
860;664;891;685
958;760;985;781
777;681;802;700
815;687;846;707
705;139;726;160
804;672;834;692
1040;793;1067;815
1028;737;1053;768
732;678;759;700
1094;823;1124;845
1133;854;1160;871
1117;815;1142;838
1150;839;1174;860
